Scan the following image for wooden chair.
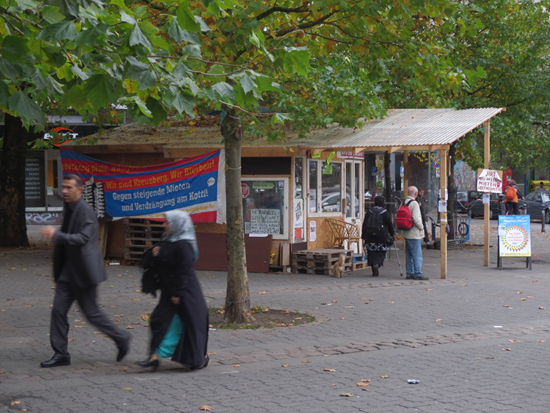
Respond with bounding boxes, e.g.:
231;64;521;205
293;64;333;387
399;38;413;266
327;218;361;253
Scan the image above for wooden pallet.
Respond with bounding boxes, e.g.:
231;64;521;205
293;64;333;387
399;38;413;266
292;248;353;262
292;249;353;275
352;262;369;271
123;218;164;261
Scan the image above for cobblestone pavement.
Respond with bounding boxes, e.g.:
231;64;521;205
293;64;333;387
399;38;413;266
1;220;550;412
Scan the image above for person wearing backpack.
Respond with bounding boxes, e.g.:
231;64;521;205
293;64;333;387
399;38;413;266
505;179;524;215
361;196;395;277
399;186;428;280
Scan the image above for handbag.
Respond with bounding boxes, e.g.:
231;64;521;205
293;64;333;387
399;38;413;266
382;227;394;246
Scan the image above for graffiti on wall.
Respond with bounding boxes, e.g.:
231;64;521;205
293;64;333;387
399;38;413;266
26;212;63;225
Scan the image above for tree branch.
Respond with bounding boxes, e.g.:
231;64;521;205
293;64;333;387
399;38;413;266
256;6;308;21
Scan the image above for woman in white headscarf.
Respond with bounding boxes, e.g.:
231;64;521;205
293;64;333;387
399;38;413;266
138;210;209;371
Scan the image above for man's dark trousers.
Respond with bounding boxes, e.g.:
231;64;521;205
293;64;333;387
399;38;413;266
51;281;128;357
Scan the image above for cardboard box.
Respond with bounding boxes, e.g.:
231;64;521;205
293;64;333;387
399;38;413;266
279;243;290;266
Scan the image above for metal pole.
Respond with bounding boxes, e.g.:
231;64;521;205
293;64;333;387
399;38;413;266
542;205;546;233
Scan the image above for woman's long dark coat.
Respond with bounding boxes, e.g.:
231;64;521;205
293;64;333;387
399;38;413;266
149;239;209;368
361;207;396;268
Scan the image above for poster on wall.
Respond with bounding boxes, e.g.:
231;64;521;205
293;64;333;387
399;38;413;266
309;220;316;242
498;215;531;257
293;199;304;228
477;169;503;193
250;209;280;234
60;149;226;223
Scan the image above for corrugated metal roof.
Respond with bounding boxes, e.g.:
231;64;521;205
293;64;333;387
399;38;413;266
70;108;504;151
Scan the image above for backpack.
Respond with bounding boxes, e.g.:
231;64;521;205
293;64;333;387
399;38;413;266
505;186;517;202
365;207;386;237
396;200;414;230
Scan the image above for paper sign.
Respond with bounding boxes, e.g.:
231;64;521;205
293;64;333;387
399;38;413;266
483;193;490;204
438;200;447;212
309;220;316;242
477;169;503;193
250;209;280;234
438;189;448;200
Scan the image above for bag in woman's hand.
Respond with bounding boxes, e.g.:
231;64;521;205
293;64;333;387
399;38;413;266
382;228;394;246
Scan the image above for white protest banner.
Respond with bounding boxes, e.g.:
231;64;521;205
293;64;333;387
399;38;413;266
477;169;503;193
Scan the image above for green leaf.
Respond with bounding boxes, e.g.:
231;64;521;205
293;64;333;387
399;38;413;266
238;74;256;94
195;16;211;32
36;21;77;42
42;46;66;68
2;36;29;64
120;96;152;117
271;113;293;125
146;97;167;126
172;62;190;82
255;75;281;92
129;24;153;51
0;58;22;81
181;44;201;59
41;6;65;23
62;85;87;111
45;75;64;95
75;24;109;47
283;47;311;76
0;80;9;109
211;82;235;100
176;2;201;33
167;18;200;44
125;57;157;90
82;74;122;109
249;32;260;48
71;65;91;81
29;68;47;91
9;91;44;126
120;10;136;24
172;89;197;116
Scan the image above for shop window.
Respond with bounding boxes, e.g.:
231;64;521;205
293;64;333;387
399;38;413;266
241;178;288;239
308;160;343;214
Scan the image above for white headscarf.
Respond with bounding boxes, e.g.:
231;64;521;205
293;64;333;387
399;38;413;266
164;210;198;261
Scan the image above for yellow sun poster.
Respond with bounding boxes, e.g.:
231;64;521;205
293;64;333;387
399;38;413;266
498;215;531;257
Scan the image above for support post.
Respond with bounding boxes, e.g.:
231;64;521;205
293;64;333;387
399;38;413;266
403;151;409;195
440;149;448;279
484;120;491;266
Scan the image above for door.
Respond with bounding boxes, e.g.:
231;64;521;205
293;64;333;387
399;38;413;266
344;161;363;252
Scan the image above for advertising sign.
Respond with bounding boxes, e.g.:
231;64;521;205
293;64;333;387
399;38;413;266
61;149;226;223
477;169;503;193
498;215;531;257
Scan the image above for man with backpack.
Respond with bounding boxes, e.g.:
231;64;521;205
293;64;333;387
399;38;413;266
396;186;428;280
505;180;524;215
361;196;395;277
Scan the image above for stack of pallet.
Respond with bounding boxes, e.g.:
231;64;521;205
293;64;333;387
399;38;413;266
123;218;164;262
292;249;352;275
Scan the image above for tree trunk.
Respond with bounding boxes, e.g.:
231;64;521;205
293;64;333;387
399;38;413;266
221;106;254;324
0;114;30;247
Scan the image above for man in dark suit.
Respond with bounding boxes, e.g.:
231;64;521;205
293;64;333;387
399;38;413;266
39;174;131;367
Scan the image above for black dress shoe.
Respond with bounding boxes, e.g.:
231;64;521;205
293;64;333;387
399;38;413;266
40;355;71;368
137;358;159;371
117;335;132;362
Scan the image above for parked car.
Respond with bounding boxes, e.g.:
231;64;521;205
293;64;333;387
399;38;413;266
455;190;503;219
521;190;550;223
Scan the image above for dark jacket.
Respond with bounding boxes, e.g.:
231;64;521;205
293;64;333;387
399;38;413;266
52;198;107;289
362;206;395;243
155;239;196;298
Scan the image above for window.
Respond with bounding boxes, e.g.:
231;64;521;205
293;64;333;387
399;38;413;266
241;178;288;239
308;159;343;214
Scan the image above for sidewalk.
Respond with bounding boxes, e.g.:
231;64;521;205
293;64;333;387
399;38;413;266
1;220;550;412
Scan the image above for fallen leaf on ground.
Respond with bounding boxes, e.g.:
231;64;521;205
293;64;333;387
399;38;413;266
528;296;535;298
369;299;373;301
301;360;310;363
388;301;394;304
321;303;327;305
435;319;442;322
232;364;240;367
130;322;140;325
462;284;467;287
262;308;269;313
283;311;290;314
360;297;366;300
281;364;289;367
126;326;134;329
360;379;371;382
208;352;217;355
140;314;149;321
410;345;419;348
520;298;526;301
10;401;20;406
324;368;336;372
538;340;546;343
73;309;81;312
539;307;546;310
517;291;523;294
509;340;519;343
361;388;369;392
259;291;268;295
332;300;338;303
123;388;132;390
340;317;345;320
131;298;140;301
199;406;212;411
503;305;509;307
68;338;76;342
120;367;128;372
502;348;511;351
339;393;353;397
356;382;369;387
74;326;83;328
486;356;494;359
364;302;369;304
380;375;388;378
